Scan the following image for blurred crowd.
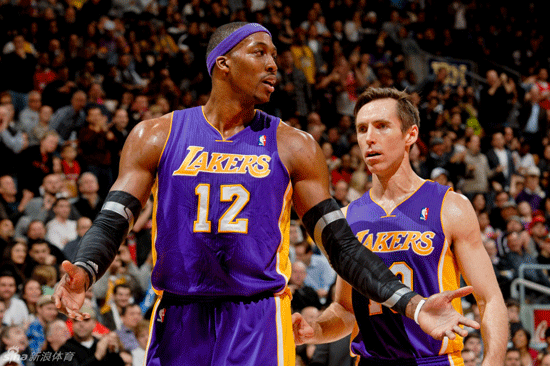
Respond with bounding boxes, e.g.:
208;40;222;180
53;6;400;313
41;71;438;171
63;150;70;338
2;0;550;365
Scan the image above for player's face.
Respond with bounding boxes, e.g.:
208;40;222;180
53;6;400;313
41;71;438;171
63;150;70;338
355;98;417;177
227;32;277;104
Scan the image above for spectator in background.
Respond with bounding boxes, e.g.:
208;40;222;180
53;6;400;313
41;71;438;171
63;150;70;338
41;65;78;111
2;241;31;283
131;319;149;366
511;328;538;366
115;303;143;352
460;134;490;199
17;90;42;135
59;142;81;183
28;105;54;146
99;283;132;332
506;298;524;339
504;348;522;366
0;325;31;364
0;175;33;227
486;130;516;192
463;332;483;365
45;197;77;250
460;348;477;366
332;179;350;207
78;106;116;197
478;71;515;139
288;261;322;312
109;108;130;175
0;35;37;115
34;319;71;366
63;216;93;262
501;230;550;299
275;47;312;121
294;240;336;304
0;272;29;326
73;172;104;220
0;219;14;255
58;305;125;366
0;104;29;157
49;90;87;143
26;295;58;354
17;131;60;197
20;278;42;320
515;166;545;212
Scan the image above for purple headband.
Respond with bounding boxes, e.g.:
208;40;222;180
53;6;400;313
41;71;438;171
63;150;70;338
206;23;271;76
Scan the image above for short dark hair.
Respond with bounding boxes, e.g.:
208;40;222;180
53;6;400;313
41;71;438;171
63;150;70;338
120;303;141;317
206;22;248;61
354;87;420;133
113;283;131;294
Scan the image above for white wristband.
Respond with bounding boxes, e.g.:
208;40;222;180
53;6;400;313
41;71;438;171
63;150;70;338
414;299;426;324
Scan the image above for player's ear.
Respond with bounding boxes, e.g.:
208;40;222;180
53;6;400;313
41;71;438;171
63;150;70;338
216;56;230;74
404;125;419;146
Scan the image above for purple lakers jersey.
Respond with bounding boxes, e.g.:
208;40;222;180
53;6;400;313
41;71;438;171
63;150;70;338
345;181;464;365
150;107;292;298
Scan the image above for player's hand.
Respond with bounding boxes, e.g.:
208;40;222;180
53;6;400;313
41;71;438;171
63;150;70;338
292;312;315;345
417;286;480;340
53;260;91;321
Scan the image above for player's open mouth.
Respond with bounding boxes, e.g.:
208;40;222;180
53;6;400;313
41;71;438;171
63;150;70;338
366;152;380;158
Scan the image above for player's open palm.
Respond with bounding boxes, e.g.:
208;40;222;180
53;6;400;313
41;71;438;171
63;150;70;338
292;312;315;345
53;260;90;320
418;286;480;340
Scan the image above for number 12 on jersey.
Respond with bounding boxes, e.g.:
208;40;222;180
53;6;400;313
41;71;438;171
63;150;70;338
194;184;250;234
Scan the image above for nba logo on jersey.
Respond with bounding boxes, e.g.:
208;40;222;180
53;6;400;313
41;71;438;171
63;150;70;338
258;135;266;146
420;207;429;221
157;308;166;323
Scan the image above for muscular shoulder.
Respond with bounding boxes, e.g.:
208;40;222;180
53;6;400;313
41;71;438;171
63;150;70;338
441;190;478;238
122;113;173;172
276;121;321;176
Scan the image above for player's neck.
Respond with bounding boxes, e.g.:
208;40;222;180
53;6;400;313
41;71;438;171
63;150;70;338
203;95;256;138
371;162;423;203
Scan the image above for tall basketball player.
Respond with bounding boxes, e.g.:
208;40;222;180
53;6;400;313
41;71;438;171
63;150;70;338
54;24;479;365
293;88;507;365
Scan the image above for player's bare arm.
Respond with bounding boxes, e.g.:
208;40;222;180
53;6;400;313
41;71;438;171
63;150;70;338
442;191;508;366
53;114;172;319
293;275;356;345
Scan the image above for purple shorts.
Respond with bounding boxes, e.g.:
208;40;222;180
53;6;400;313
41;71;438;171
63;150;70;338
144;291;294;366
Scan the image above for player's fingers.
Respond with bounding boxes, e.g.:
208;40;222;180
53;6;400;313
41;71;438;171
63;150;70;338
445;329;456;340
453;325;468;337
458;316;480;330
62;260;77;276
446;286;474;300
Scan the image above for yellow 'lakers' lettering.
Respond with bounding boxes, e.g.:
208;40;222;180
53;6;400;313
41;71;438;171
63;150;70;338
207;153;227;172
223;155;243;173
173;146;272;178
372;233;390;252
237;156;258;174
414;232;435;255
387;231;406;251
356;230;370;247
355;230;435;256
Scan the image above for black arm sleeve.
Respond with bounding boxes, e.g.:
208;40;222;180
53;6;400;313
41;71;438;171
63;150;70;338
301;198;417;316
73;191;142;286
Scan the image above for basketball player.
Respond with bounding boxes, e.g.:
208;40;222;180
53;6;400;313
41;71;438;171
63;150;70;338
293;88;508;365
54;24;479;365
